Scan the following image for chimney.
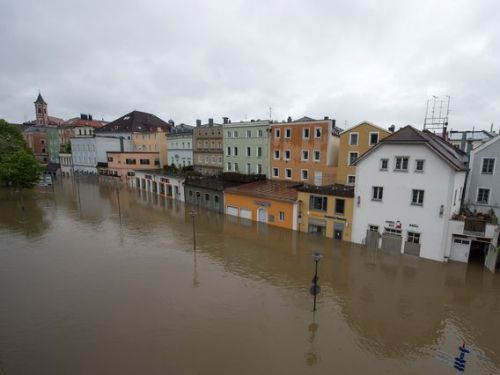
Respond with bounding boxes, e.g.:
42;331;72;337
222;117;229;124
119;137;124;152
460;132;467;151
89;114;93;121
466;139;474;158
324;116;329;120
209;118;214;127
196;119;202;127
81;114;88;120
389;125;396;133
287;116;292;123
442;126;448;141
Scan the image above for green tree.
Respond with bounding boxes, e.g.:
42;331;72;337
0;119;29;162
0;150;44;189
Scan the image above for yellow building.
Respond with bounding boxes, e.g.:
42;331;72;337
297;185;354;241
132;129;169;167
337;121;391;185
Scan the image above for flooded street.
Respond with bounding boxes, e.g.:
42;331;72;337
0;178;499;375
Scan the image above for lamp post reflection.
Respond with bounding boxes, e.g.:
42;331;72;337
310;253;323;311
190;211;197;251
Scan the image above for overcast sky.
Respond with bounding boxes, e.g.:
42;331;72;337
1;0;499;132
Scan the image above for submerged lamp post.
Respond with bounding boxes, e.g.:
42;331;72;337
310;253;323;311
190;211;197;251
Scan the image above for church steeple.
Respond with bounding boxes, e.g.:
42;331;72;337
34;91;48;126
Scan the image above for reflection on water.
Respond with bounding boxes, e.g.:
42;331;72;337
0;177;498;375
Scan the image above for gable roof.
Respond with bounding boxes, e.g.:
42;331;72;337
95;110;172;134
339;121;391;136
470;133;500;155
61;117;107;128
355;125;468;171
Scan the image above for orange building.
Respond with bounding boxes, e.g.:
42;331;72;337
224;180;301;230
269;117;340;186
104;151;161;180
132;128;169;167
337;121;391;185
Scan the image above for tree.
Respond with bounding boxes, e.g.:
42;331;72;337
0;119;29;162
0;150;44;189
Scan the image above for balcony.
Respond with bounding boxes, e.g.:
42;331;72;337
451;212;498;237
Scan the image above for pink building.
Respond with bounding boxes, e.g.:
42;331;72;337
104;152;161;180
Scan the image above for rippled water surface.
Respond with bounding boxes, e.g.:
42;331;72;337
0;177;499;374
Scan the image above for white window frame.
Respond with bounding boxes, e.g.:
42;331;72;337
246;147;251;157
314;127;322;139
395;156;409;171
476;187;491;204
415;159;425;172
301;169;309;181
380;158;389;171
285;128;291;139
226;147;231;156
246;163;251;174
347;175;356;185
273;167;279;178
369;132;379;146
349;152;358;166
246;130;252;138
257;164;262;174
303;128;310;139
256;146;262;158
302;150;309;161
227;162;232;171
372;186;383;201
481;157;496;175
284;149;291;161
274;150;280;160
285;168;292;179
313;150;320;162
258;129;263;137
349;132;359;146
274;128;281;139
279;211;285;222
407;231;421;244
411;189;425;206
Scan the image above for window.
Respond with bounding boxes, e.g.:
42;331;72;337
211;156;215;163
273;168;279;177
368;225;379;232
407;232;420;244
256;147;262;158
302;150;309;161
154;159;160;166
347;175;355;185
415;160;425;172
303;128;310;139
198;156;202;162
412;189;424;205
205;193;210;204
313;150;320;162
275;128;281;139
274;150;280;160
395;156;409;171
258;129;263;137
285;128;291;138
301;169;308;181
227;162;232;171
234;147;238;156
227;147;231;156
189;190;193;197
246;147;251;157
279;211;285;222
218;156;222;164
285;169;292;179
284;150;291;160
335;198;345;214
234;131;239;138
477;188;490;204
140;159;150;165
482;158;495;174
369;132;379;146
315;127;322;138
107;156;114;162
214;195;220;209
372;186;383;201
246;163;251;174
234;162;239;171
205;156;209;163
257;164;262;174
349;133;358;145
309;195;327;212
126;159;136;165
385;227;402;236
380;159;388;170
349;152;358;166
454;190;457;206
246;130;252;138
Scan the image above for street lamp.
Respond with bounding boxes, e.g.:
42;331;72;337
190;211;197;251
114;179;122;222
310;253;323;311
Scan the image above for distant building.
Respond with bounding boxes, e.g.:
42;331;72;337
223;120;271;176
167;123;194;168
449;130;496;152
58;114;107;150
270;117;341;185
33;92;64;127
193;118;223;176
134;170;186;201
105;151;160;180
71;137;133;174
59;152;73;177
22;126;57;163
337;121;391;185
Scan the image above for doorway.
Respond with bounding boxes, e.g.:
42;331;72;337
257;208;268;223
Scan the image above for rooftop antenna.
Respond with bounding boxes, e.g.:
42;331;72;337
269;106;273;121
424;95;451;133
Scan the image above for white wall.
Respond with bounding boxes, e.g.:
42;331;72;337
352;143;463;262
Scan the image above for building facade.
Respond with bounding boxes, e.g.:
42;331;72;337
22;126;57;163
193;118;223;175
337;121;391;185
167;124;194;168
134;170;186;201
270;117;340;185
297;185;354;241
132;129;169;167
105;152;160;180
351;126;468;262
59;152;73;176
223;120;271;176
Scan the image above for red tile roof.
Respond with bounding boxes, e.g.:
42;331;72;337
225;179;302;202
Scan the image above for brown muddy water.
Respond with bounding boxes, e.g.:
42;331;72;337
0;177;499;375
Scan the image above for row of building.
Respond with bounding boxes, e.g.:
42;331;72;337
15;93;500;270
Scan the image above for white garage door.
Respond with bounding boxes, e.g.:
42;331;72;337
226;206;238;217
240;208;252;220
450;238;471;263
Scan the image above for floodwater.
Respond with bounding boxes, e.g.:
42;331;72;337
0;177;499;375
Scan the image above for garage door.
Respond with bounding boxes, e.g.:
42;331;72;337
450;238;470;263
239;208;252;221
226;206;238;217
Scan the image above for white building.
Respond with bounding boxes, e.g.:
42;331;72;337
134;170;185;201
167;124;194;168
352;126;468;262
59;152;73;176
71;136;133;174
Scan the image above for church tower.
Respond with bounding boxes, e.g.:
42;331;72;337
34;92;49;126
